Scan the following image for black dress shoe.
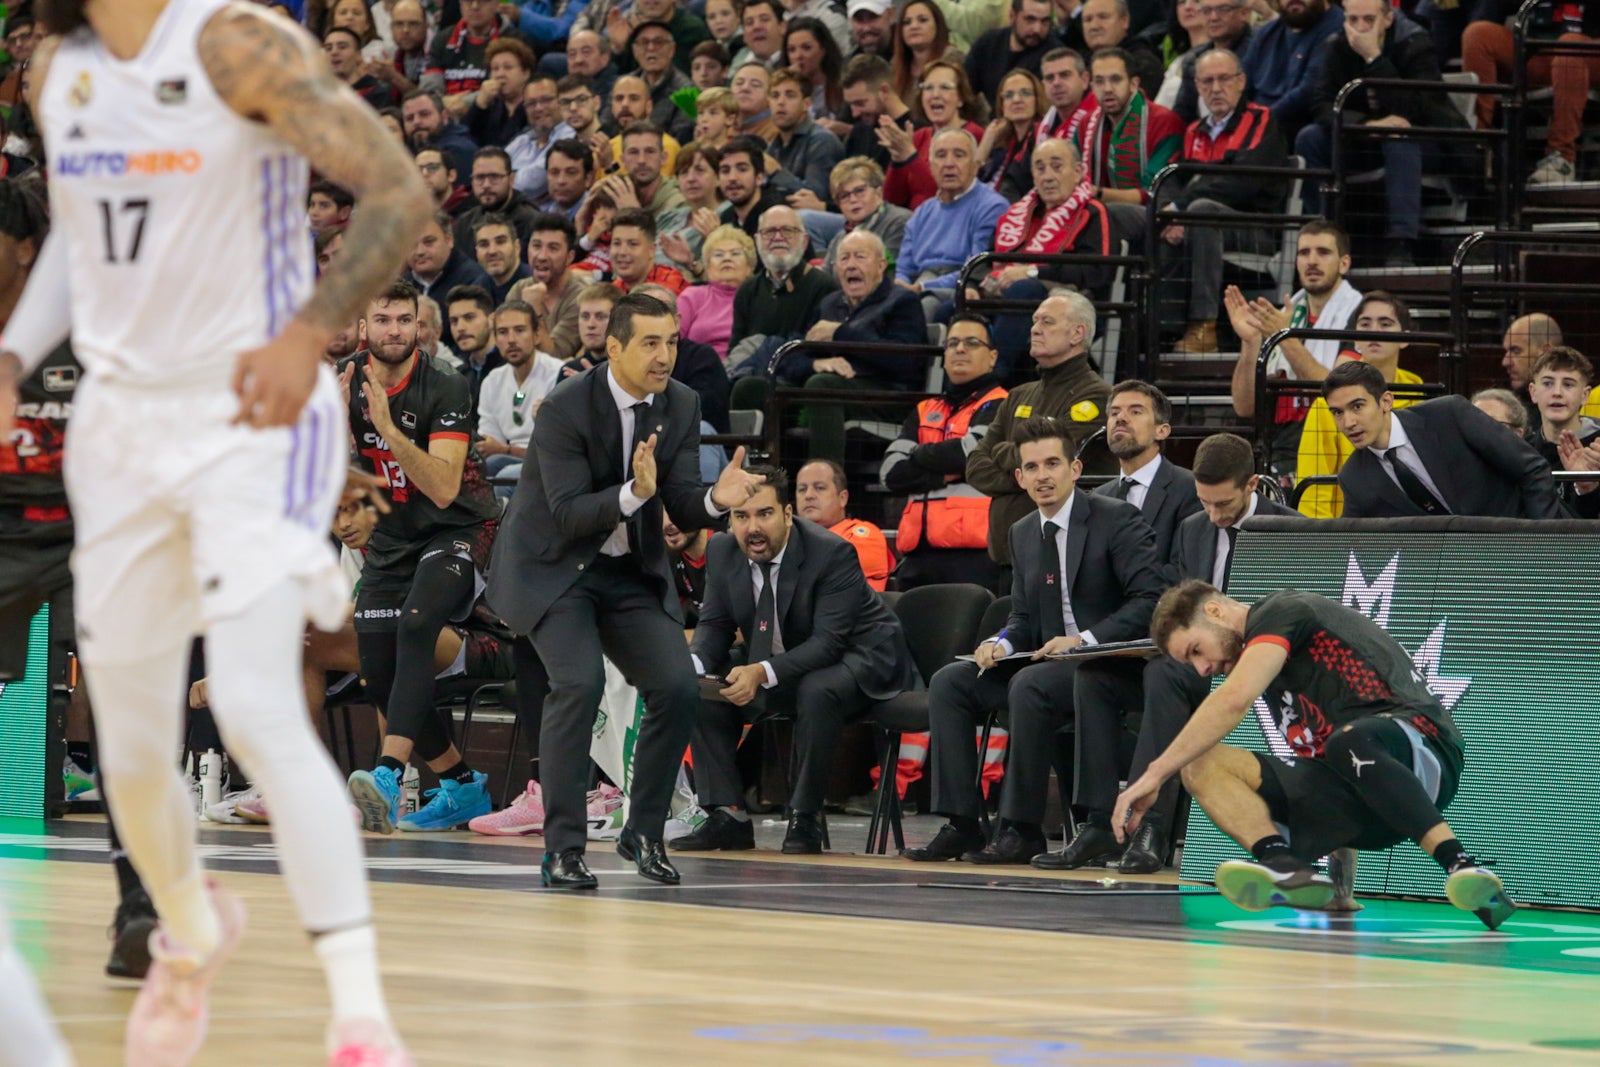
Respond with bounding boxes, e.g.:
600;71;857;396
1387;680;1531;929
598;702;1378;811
106;888;158;980
1114;819;1168;875
1032;823;1125;870
780;812;826;855
964;825;1048;865
904;822;986;862
618;826;682;884
541;848;599;890
670;808;756;851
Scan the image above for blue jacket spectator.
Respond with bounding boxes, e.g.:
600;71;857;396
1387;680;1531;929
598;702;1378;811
515;0;594;48
1242;1;1345;136
895;180;1009;293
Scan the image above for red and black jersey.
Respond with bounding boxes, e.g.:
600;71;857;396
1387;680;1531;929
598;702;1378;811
1244;590;1462;762
426;20;522;97
0;342;78;540
340;351;499;571
673;548;707;626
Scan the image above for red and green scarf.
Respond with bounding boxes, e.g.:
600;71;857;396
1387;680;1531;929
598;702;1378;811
1080;91;1151;192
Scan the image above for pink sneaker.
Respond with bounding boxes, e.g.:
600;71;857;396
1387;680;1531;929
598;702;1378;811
236;793;269;824
467;780;544;836
124;881;247;1066
327;1019;414;1066
585;782;626;841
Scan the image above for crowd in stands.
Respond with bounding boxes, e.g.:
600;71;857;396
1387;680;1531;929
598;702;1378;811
18;0;1600;868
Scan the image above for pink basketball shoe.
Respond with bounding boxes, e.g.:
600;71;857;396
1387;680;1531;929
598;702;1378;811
467;780;545;836
123;880;247;1066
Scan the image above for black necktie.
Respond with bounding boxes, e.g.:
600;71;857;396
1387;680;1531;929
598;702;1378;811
626;400;651;554
1384;450;1449;515
748;561;776;664
1220;525;1239;591
1113;477;1135;501
1040;520;1066;639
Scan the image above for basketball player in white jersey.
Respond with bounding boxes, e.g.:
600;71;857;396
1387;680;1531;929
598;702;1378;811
0;2;432;1064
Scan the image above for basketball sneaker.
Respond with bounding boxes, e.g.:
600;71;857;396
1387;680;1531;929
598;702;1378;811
64;757;99;802
236;792;270;824
468;780;544;836
203;787;260;825
585;783;626;841
397;772;492;832
1215;855;1336;912
124;880;247;1066
326;1019;415;1066
1445;863;1517;931
348;767;403;834
106;887;159;981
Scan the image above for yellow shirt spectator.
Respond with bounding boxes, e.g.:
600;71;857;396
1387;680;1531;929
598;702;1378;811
1296;366;1425;518
1583;384;1600;418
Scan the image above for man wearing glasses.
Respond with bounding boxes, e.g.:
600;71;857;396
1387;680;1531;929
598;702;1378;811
476;300;565;499
822;157;910;274
882;313;1010;590
1169;0;1255;122
632;22;698;143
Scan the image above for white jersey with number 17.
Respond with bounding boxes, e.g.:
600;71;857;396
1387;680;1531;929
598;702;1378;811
38;0;314;387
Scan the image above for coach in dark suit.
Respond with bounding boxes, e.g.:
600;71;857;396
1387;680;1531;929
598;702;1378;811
1092;381;1202;580
906;417;1165;866
1324;362;1568;520
674;468;917;855
1064;434;1301;872
486;292;765;890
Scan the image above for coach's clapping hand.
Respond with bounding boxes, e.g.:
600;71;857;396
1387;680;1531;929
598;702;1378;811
632;433;659;498
233;320;323;428
711;446;766;510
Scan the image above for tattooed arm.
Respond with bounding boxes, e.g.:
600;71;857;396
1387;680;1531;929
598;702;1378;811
199;6;432;427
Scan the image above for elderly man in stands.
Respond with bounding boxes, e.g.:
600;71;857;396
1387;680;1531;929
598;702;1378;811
1170;0;1256;122
895;128;1010;315
1297;0;1464;268
1160;49;1288;354
882;313;1010;590
822;157;912;273
799;230;929;461
1078;0;1166;89
1227;218;1363;475
972;138;1115;382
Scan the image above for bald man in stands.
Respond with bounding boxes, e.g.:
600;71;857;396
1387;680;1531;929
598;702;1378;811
1502;314;1600;425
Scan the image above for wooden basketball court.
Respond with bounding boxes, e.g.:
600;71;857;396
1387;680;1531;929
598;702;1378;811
5;814;1600;1066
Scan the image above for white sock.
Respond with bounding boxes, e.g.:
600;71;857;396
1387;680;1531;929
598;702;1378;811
313;926;392;1028
0;932;74;1067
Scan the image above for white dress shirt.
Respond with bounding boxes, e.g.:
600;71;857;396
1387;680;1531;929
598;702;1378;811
994;494;1097;655
1370;413;1451;512
1212;493;1258;590
600;367;726;557
691;542;786;689
1117;453;1163;511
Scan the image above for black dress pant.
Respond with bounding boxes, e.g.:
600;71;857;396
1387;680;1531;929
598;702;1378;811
530;556;699;854
692;662;872;815
1074;655;1209;821
927;657;1078;822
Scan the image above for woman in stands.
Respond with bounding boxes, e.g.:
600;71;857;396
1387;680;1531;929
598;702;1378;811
890;0;964;107
785;16;846;121
1154;0;1209;108
662;143;728;279
881;59;987;209
676;225;757;363
977;68;1047;197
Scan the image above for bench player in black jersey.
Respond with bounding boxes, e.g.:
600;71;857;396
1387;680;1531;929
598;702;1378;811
339;281;502;834
1115;581;1515;930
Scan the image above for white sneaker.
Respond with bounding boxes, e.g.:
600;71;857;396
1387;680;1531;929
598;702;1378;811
1529;150;1576;186
203;787;261;825
585;783;626;841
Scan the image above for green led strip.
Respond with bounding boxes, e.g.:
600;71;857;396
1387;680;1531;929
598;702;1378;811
0;604;49;819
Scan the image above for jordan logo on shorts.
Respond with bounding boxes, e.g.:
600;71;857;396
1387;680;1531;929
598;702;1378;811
1349;752;1375;777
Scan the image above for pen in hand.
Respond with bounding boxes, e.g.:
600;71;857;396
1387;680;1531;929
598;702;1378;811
977;626;1010;677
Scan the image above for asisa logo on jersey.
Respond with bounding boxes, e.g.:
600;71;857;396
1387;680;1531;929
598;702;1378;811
54;151;204;179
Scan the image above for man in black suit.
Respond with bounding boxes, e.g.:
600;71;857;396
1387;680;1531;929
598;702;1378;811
1092;381;1201;581
486;292;766;890
1061;433;1299;872
1324;362;1569;520
673;467;917;854
906;417;1166;865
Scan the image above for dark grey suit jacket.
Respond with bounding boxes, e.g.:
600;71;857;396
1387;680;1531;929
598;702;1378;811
1170;497;1300;588
486;367;721;634
690;519;916;701
1092;457;1203;582
1338;396;1569;520
1000;492;1166;652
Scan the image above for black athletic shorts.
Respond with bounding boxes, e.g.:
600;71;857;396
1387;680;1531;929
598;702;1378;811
0;534;73;682
1253;721;1462;862
352;525;494;634
462;630;515;681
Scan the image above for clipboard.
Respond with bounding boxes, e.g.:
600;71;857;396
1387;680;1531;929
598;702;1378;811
956;639;1159;664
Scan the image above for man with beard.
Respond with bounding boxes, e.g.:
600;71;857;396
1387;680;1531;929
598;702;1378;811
966;0;1065;105
454;146;542;251
605;77;684;175
882;313;1010;591
1090;382;1200;574
516;213;588;361
727;205;839;408
402;88;480;181
341;283;500;836
324;26;394;110
1079;48;1184;208
717;136;789;240
1501;313;1573;425
404;211;494;349
1117;579;1513;930
839;55;919;170
675;466;916;854
535;139;594;222
848;0;896;60
1227;219;1362;474
416;148;471;217
1240;0;1345;139
476;300;565;496
446;285;504;406
599;123;691;265
423;0;528;117
473;216;532;304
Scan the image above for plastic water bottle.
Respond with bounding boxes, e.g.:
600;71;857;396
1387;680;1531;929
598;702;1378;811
185;752;203;817
198;749;223;813
402;764;420;817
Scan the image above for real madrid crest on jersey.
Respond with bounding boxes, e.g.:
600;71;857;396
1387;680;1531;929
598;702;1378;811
68;71;93;108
